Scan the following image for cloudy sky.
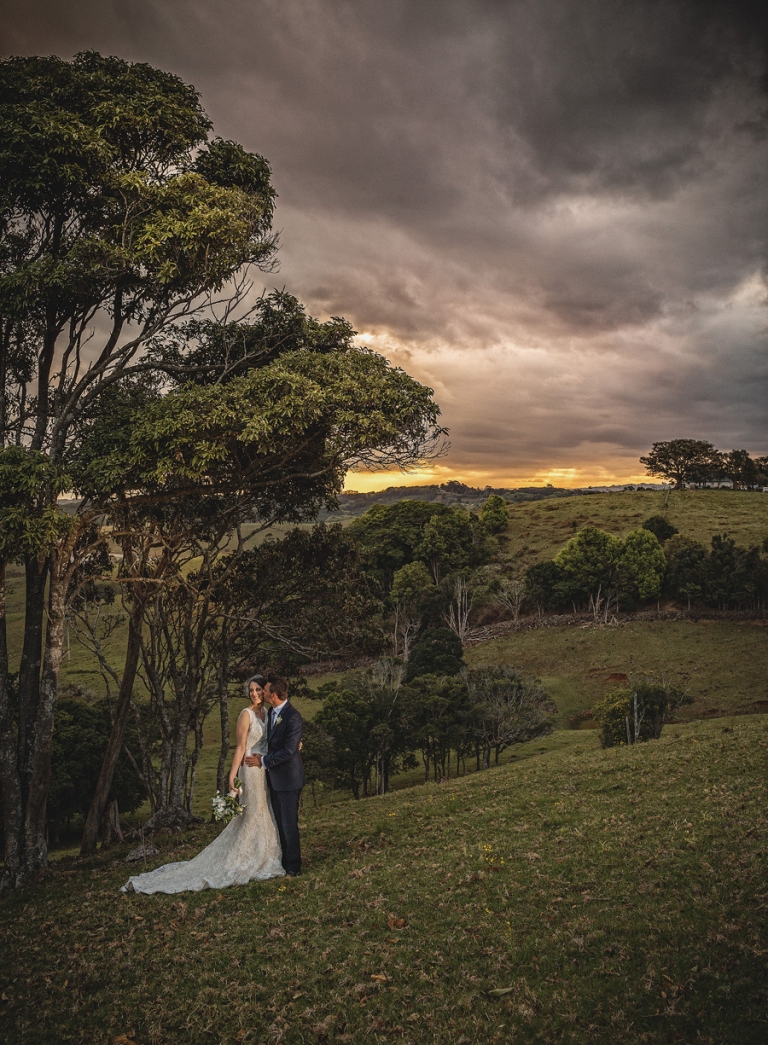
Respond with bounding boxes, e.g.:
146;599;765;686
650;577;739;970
3;0;767;489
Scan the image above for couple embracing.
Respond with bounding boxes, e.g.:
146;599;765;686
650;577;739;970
122;674;304;894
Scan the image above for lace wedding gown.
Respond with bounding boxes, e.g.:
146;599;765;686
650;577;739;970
121;709;284;894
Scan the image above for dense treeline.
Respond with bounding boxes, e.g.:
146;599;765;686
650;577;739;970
523;519;768;616
43;493;539;819
305;661;555;800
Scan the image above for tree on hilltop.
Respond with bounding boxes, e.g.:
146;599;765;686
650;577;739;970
721;449;757;489
639;440;723;488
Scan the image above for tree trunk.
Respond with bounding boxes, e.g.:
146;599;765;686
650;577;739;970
0;562;24;888
23;550;67;873
216;625;231;796
185;720;204;814
168;718;189;810
17;557;48;802
81;598;143;853
158;733;172;810
101;800;123;846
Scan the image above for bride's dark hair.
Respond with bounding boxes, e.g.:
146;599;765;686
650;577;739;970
244;674;266;696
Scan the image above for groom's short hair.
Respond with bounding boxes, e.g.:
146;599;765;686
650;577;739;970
266;674;288;699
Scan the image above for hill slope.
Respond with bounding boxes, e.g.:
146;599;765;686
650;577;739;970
5;488;765;695
499;488;768;571
1;715;766;1044
466;618;768;724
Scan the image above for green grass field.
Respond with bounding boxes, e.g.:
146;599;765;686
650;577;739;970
1;714;766;1045
500;488;768;570
5;489;767;827
466;619;768;726
5;489;766;694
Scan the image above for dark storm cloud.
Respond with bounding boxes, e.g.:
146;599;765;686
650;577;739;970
3;0;767;483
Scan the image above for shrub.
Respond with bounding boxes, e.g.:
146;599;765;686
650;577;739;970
480;494;509;534
593;676;692;748
642;515;679;543
405;627;464;682
48;695;145;839
592;690;634;747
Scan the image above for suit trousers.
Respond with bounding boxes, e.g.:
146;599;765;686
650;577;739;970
269;783;302;875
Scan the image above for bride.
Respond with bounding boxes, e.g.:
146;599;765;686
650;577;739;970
121;675;284;893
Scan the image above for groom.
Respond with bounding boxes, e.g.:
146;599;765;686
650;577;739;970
245;675;305;876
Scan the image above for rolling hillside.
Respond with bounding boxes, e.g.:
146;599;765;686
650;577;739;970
498;488;768;571
1;713;765;1044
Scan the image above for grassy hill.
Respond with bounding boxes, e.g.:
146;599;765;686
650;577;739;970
499;488;768;571
1;713;766;1044
466;619;768;725
4;488;766;827
5;489;766;695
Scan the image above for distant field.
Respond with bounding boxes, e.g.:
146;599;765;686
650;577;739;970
6;490;766;691
465;619;768;726
500;488;768;570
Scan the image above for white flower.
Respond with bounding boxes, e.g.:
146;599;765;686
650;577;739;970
211;784;245;823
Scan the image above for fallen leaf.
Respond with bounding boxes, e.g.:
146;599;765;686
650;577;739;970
370;973;388;983
487;987;515;997
292;991;305;1000
388;916;407;929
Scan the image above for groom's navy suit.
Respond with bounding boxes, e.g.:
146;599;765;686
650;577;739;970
263;701;305;875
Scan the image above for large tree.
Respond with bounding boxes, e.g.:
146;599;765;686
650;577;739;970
73;297;442;851
0;51;280;885
721;449;757;489
639;440;723;488
0;54;444;883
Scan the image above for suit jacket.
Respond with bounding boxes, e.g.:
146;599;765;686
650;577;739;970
263;701;305;791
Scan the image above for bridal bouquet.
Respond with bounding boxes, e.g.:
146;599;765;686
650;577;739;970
212;777;245;824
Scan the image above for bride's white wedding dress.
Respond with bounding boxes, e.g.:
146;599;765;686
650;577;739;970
121;709;284;894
